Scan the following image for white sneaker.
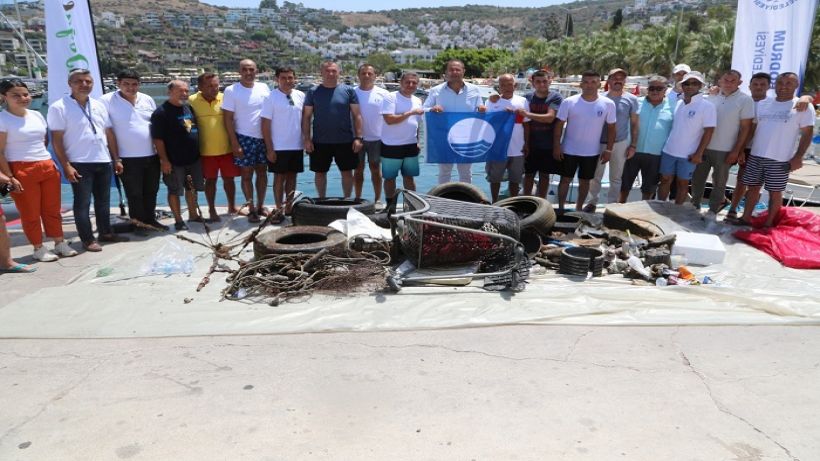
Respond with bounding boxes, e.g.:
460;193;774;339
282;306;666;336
53;241;78;257
33;246;59;262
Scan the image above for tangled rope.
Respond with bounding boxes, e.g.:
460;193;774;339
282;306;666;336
223;241;391;306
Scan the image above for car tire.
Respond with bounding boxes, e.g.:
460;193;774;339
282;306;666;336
254;226;347;258
427;182;489;204
291;197;376;227
493;196;556;236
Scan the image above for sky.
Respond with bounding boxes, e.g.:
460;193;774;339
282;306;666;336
200;0;567;12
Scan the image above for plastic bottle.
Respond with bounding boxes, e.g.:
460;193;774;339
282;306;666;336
627;255;651;279
655;277;668;287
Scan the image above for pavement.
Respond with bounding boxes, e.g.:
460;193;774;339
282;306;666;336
1;326;819;460
1;206;819;460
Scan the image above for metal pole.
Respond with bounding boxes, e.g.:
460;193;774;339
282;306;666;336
13;0;32;78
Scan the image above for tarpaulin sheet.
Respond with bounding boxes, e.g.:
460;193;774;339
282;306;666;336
734;207;820;269
0;209;819;339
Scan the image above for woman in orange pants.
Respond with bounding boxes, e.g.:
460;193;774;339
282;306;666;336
0;78;77;261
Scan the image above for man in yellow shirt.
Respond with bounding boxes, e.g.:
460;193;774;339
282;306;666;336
188;72;239;221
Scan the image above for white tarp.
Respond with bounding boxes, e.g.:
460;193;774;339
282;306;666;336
45;0;103;103
0;210;818;339
731;0;818;91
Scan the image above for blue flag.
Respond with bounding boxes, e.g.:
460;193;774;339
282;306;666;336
425;111;515;164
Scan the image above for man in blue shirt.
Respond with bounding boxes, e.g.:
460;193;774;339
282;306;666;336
422;59;486;184
301;61;364;199
620;75;675;202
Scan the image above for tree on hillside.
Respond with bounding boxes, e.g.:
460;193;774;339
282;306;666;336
365;52;399;74
611;9;623;31
433;48;512;77
259;0;278;9
566;13;574;37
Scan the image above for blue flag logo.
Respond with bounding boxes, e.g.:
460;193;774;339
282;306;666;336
425;111;514;164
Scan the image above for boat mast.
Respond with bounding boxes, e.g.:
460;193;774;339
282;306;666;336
0;7;45;78
13;0;32;78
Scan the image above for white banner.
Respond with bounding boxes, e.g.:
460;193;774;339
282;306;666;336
732;0;819;91
45;0;103;104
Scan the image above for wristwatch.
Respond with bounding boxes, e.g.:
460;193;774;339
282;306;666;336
353;137;363;142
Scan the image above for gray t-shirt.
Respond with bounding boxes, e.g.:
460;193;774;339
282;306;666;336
600;92;639;143
304;84;359;143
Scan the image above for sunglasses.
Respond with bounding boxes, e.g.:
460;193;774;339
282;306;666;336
286;94;294;106
648;86;666;92
681;81;701;87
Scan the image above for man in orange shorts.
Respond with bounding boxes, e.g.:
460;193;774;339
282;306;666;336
189;72;239;222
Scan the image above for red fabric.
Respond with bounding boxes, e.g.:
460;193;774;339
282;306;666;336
633;84;640;96
733;207;820;269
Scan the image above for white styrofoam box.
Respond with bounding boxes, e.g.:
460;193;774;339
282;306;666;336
671;232;727;266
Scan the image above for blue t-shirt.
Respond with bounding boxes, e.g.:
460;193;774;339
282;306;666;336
635;97;674;156
525;91;563;150
304;84;359;143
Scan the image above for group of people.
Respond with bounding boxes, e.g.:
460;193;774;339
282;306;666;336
0;57;815;272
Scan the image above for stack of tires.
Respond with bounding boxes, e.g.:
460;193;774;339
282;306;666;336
427;183;557;256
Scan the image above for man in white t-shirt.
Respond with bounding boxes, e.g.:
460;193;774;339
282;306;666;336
101;69;163;231
690;69;755;217
585;68;639;211
658;71;716;205
380;72;425;203
261;67;305;220
48;68;129;252
739;72;815;228
354;64;390;204
486;73;530;203
553;70;616;213
222;59;271;223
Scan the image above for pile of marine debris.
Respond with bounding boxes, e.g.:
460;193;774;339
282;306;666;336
535;204;715;287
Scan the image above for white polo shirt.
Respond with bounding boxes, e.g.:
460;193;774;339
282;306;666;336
100;91;156;158
47;95;113;163
706;89;755;152
355;85;390;141
0;110;50;162
380;92;423;146
222;81;270;139
751;97;816;162
487;94;530;157
260;88;305;151
662;94;717;159
557;94;617;157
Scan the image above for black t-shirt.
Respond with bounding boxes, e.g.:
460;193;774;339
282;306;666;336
150;101;200;166
525;91;563;150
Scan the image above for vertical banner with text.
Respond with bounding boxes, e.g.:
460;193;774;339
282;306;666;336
731;0;819;92
45;0;103;104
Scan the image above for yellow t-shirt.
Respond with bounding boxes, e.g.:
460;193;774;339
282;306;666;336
188;92;231;157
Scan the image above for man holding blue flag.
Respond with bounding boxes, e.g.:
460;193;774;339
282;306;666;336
423;59;486;184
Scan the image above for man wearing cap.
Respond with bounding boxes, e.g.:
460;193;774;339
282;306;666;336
739;72;815;228
667;64;691;107
658;71;716;205
553;70;616;213
690;70;754;218
619;75;675;202
584;68;639;211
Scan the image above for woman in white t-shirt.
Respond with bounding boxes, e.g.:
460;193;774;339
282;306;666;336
0;79;76;262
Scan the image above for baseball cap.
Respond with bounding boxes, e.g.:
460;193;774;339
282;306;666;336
608;68;627;78
672;64;691;75
681;71;706;85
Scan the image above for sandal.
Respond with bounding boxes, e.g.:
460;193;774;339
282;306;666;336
0;263;37;273
248;212;261;223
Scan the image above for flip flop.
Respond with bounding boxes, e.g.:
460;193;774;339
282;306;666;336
727;217;753;226
0;263;37;273
248;212;261;224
